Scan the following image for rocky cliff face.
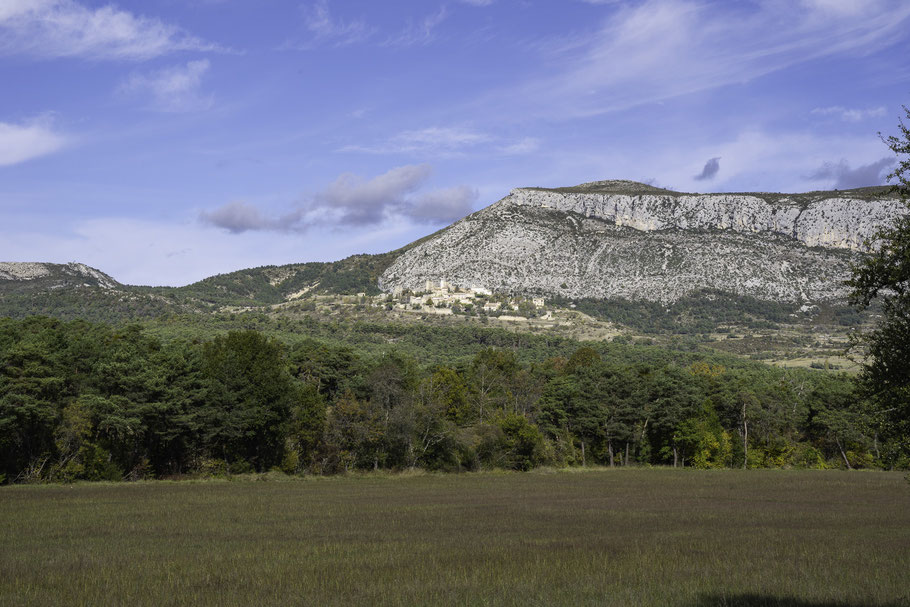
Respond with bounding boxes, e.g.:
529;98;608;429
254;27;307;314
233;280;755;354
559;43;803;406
510;181;904;251
379;181;905;303
0;262;120;291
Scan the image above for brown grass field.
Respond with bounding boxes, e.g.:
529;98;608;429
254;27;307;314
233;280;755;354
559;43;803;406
1;469;908;606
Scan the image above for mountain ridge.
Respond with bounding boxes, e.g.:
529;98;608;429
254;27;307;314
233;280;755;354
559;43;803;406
379;180;905;303
2;181;905;311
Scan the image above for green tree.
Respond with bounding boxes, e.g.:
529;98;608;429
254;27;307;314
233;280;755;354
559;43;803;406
848;105;910;455
477;412;546;471
146;342;208;476
809;377;868;469
288;339;361;401
574;361;646;467
421;367;472;424
200;331;296;471
674;400;732;469
0;317;69;481
565;346;600;374
283;382;326;473
538;375;582;463
467;348;519;420
322;392;386;472
647;364;703;467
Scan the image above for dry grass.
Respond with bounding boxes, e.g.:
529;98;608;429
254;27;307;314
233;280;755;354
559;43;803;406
1;469;908;606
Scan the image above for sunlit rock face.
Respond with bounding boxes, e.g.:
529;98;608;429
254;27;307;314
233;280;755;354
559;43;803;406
0;262;119;289
506;186;904;252
379;181;905;303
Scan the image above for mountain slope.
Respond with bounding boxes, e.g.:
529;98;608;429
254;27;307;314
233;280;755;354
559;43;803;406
0;262;188;322
149;230;449;306
2;181;904;321
0;234;441;319
0;262;120;292
379;181;905;303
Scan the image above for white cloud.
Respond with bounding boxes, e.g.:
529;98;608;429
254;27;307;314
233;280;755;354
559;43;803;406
800;0;870;17
341;127;492;155
341;129;543;158
499;137;541;155
295;0;373;48
460;0;494;5
395;127;490;151
0;0;219;60
811;106;887;122
0;118;67;166
502;0;910;118
292;2;458;50
119;59;214;113
384;6;449;47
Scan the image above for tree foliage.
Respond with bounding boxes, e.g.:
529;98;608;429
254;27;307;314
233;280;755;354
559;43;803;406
848;105;910;454
0;316;902;483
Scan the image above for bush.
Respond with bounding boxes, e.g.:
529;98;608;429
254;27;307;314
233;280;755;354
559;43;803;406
492;413;547;471
791;444;828;469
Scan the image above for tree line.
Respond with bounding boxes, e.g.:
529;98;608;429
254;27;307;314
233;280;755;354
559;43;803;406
1;316;904;484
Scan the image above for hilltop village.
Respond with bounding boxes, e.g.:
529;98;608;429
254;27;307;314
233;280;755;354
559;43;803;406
383;280;549;319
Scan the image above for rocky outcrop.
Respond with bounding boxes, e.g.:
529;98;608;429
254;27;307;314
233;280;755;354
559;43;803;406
508;185;904;252
379;181;905;303
0;262;119;290
0;262;53;281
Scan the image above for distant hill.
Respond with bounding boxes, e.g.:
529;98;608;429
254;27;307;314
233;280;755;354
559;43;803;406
380;181;905;303
0;255;400;321
1;180;904;324
0;262;120;292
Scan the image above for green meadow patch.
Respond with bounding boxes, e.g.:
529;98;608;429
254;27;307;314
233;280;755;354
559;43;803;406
1;469;908;606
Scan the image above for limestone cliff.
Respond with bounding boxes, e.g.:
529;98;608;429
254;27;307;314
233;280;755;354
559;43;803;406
379;181;905;303
0;262;120;291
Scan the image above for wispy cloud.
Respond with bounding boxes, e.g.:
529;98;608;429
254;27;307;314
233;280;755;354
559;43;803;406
384;6;449;47
694;157;721;181
500;0;910;118
0;0;220;60
499;137;541;155
340;127;492;155
806;157;896;189
119;60;214;112
811;106;887;122
0;117;67;166
290;0;374;49
201;164;477;233
460;0;494;5
341;127;539;157
290;2;460;50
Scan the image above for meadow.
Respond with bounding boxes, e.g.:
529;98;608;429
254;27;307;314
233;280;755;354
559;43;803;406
1;469;908;607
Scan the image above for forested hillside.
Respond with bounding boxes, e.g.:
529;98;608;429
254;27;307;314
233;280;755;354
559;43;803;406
1;315;902;484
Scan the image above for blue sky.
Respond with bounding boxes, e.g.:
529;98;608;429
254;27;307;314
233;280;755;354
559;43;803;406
2;0;909;286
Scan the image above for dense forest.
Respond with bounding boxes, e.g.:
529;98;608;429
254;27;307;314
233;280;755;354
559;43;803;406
1;315;905;484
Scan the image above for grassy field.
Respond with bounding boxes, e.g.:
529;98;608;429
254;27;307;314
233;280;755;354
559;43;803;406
1;470;908;606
